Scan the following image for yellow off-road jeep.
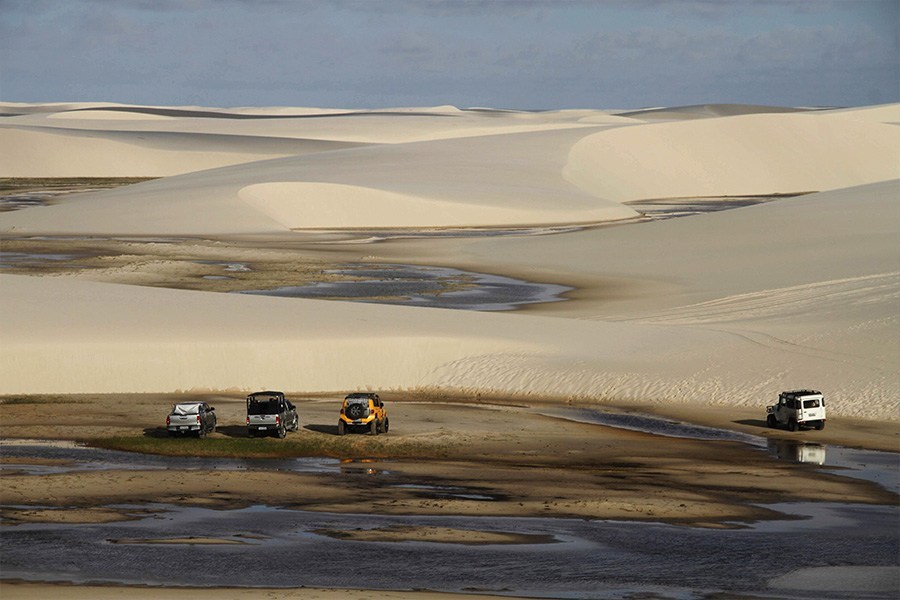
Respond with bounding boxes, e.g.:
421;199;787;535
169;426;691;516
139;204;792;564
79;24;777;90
338;393;389;436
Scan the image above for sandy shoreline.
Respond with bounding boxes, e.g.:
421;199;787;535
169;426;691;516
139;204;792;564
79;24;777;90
2;397;896;598
1;582;532;600
2;395;896;530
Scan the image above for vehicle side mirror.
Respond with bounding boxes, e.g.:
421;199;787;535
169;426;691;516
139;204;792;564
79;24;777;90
209;406;215;411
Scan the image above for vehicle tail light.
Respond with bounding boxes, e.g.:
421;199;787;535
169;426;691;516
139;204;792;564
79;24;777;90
166;416;170;426
246;416;250;425
197;415;201;424
276;415;281;425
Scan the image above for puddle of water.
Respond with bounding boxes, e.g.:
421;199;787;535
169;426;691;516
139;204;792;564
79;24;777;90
193;260;252;274
0;442;341;476
543;407;900;495
626;195;806;221
110;237;193;244
817;445;900;494
339;458;388;476
767;438;827;465
540;407;766;447
0;250;104;270
2;422;897;599
308;225;586;244
0;194;54;212
2;503;896;599
0;189;109;212
237;263;571;311
390;483;495;501
0;251;77;263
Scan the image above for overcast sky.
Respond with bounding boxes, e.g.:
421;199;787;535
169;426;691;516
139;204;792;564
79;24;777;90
1;0;897;109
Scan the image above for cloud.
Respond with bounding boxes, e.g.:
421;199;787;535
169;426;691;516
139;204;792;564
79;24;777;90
1;0;896;108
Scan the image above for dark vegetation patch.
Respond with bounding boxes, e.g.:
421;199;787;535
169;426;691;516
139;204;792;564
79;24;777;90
0;177;157;194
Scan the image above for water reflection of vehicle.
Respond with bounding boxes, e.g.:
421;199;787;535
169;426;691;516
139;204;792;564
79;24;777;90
767;438;826;465
340;458;381;475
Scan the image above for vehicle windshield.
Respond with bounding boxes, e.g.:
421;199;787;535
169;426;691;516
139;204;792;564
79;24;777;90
248;400;280;415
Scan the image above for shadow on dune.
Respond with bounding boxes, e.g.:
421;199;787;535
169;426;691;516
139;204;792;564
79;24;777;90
66;106;459;120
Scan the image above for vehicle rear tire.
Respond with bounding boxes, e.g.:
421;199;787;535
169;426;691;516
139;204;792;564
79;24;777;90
815;421;825;430
370;420;378;435
788;419;798;432
383;418;389;434
766;414;776;428
198;428;206;439
337;421;346;436
277;425;286;439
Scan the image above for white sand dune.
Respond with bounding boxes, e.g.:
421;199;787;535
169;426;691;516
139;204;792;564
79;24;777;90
0;126;369;177
378;180;899;417
0;103;606;176
1;256;894;419
0;103;897;420
442;179;900;315
0;127;638;234
3;104;896;234
0;272;710;396
564;108;900;201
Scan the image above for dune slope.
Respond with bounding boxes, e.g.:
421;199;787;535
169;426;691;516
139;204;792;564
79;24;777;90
565;108;900;200
0;103;897;420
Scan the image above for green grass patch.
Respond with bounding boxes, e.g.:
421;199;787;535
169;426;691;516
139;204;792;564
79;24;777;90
90;434;454;460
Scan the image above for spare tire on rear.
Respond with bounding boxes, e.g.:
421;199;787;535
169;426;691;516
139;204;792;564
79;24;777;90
346;403;366;420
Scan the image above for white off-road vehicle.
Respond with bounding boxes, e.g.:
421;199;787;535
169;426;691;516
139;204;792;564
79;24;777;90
767;390;826;432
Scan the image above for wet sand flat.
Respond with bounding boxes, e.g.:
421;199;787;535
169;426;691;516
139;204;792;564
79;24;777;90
1;395;896;529
1;582;529;600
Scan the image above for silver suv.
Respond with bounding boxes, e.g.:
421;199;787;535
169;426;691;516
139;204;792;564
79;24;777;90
246;391;300;438
767;390;826;431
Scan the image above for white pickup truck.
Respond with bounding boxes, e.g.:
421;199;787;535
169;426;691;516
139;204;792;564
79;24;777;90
767;390;826;431
166;402;217;437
